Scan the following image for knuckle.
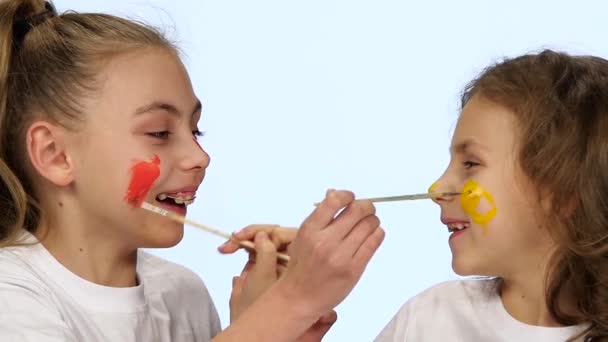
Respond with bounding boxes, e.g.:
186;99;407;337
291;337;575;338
368;216;381;230
358;200;376;215
326;255;345;271
325;194;342;209
350;201;365;216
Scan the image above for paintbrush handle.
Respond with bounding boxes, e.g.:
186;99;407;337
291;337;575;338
360;192;461;202
141;203;291;262
313;192;461;206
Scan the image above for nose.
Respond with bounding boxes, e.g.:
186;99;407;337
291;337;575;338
179;136;211;172
430;172;458;205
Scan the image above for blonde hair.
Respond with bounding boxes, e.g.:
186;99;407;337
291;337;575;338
0;0;174;247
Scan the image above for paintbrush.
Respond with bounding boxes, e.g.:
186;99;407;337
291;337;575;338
313;192;463;206
141;202;291;263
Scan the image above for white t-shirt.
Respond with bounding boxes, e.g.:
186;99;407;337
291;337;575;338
375;278;588;342
0;233;221;341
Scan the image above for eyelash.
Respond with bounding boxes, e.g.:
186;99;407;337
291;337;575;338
146;129;205;140
463;161;480;169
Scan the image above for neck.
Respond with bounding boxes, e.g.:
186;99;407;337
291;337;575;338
35;196;138;288
499;252;576;327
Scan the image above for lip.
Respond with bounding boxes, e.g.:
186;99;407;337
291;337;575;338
157;186;199;196
449;228;468;241
441;216;470;225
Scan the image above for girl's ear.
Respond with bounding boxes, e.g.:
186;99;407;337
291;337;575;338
26;121;75;187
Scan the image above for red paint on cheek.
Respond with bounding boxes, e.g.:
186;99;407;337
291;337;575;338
124;155;161;207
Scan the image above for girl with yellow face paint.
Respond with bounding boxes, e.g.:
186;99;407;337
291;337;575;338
376;51;606;341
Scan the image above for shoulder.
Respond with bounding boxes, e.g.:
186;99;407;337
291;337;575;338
374;278;500;342
0;243;49;289
137;250;208;292
0;243;65;318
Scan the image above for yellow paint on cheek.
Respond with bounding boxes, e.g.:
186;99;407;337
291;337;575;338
460;180;497;234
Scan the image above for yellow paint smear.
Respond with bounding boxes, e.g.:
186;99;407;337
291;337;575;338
460;180;497;234
428;181;438;193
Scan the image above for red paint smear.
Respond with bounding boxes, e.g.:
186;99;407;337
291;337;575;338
124;155;161;207
193;137;203;151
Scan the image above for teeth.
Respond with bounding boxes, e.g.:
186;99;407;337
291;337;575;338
156;193;196;206
447;223;469;232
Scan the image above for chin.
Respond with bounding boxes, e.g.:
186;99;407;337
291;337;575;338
451;256;480;276
144;221;185;248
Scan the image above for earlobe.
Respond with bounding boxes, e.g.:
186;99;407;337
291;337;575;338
26;121;75;187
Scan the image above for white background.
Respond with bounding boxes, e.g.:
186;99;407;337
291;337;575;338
56;1;608;340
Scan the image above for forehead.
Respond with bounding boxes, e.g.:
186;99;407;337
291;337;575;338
93;48;195;112
451;95;518;154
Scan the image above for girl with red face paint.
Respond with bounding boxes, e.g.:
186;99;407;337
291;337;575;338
0;1;385;341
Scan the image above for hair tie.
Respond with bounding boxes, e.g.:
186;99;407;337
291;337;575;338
12;1;58;50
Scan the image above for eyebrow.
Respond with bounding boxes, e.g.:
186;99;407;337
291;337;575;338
449;138;489;154
134;99;202;118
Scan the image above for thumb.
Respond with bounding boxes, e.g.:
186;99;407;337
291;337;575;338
249;232;278;282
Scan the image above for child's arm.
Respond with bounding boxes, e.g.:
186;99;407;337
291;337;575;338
213;189;385;342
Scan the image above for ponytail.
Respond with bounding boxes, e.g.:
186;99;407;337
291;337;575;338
0;0;51;246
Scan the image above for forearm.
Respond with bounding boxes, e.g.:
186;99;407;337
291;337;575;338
212;281;317;342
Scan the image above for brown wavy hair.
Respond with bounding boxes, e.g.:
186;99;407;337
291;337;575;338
0;0;173;247
462;49;608;341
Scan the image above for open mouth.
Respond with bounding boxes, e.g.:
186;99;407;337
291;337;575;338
447;222;469;233
155;192;196;208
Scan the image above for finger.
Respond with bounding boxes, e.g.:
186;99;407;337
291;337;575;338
277;263;287;277
233;224;280;241
352;226;386;268
341;215;381;257
230;275;244;306
319;310;338;324
249;232;278;282
240;259;254;275
220;225;278;254
325;200;376;241
299;189;355;234
218;237;242;254
220;225;299;254
229;275;245;323
270;228;299;252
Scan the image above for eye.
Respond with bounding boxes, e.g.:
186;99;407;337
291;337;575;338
192;129;206;138
463;161;480;169
146;131;171;139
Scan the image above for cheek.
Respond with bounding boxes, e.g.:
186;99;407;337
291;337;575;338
460;180;498;232
123;155;161;207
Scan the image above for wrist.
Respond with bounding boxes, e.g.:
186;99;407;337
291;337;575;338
265;278;319;326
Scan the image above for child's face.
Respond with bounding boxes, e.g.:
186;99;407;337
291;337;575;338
65;48;210;248
432;95;553;277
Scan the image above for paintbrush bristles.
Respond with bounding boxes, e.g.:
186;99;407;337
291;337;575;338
141;202;291;262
